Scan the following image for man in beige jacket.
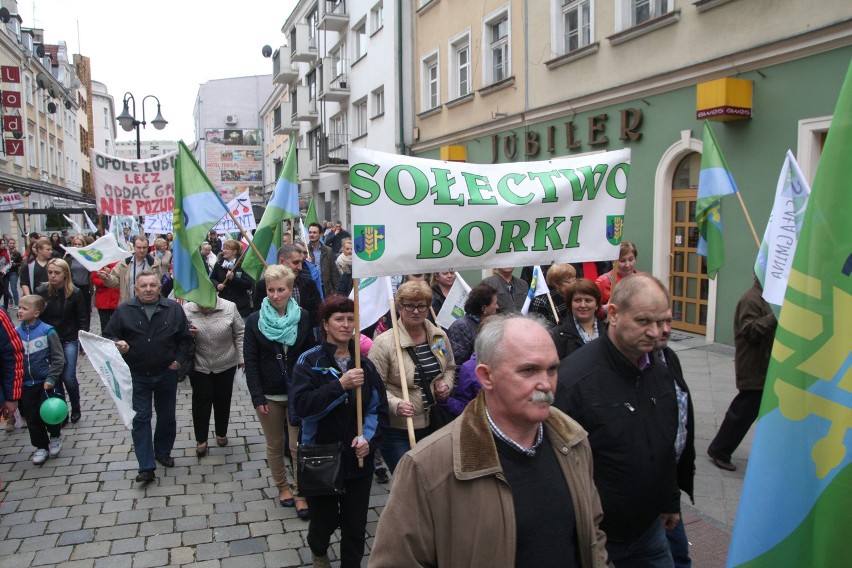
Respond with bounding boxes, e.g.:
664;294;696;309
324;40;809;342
370;315;610;568
98;236;163;304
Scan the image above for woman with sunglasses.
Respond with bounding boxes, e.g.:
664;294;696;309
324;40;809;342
369;281;456;473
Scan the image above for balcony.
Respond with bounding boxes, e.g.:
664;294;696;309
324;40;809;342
291;85;318;123
319;57;350;102
298;148;320;180
318;133;348;172
290;22;317;63
273;105;297;135
319;0;349;32
272;48;299;84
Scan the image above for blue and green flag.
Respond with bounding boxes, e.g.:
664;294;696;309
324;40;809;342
726;60;852;568
696;120;739;279
305;197;319;229
172;141;231;308
242;141;300;281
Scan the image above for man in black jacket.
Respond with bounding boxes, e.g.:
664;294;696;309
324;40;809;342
103;273;192;483
254;244;321;327
554;274;680;567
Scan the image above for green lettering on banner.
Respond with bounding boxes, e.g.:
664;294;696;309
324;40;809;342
527;171;561;203
496;173;533;205
559;164;608;201
430;168;464;206
564;215;583;248
496;220;531;253
349;163;381;206
417;222;453;259
461;173;498;205
532;217;566;251
385;165;429;205
458;221;496;257
606;162;630;199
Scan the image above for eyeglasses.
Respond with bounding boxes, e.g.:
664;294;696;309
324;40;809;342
401;303;430;313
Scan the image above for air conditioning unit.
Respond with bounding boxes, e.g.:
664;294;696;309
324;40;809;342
225;114;238;126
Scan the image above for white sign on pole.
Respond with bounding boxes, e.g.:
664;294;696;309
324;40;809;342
78;331;136;430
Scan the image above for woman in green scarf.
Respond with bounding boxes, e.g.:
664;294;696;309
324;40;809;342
244;264;315;519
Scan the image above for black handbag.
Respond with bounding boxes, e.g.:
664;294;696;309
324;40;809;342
406;346;457;433
297;442;345;497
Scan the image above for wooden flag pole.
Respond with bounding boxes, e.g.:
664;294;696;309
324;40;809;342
225;208;268;269
354;279;364;468
389;298;417;448
735;192;761;248
430;306;438;322
546;291;560;324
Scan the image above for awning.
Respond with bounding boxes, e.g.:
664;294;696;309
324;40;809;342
0;171;96;205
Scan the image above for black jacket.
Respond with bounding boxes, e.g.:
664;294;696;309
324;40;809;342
660;346;695;503
103;296;192;375
549;316;607;361
210;260;254;317
35;285;89;343
554;333;679;543
291;340;389;479
243;308;315;410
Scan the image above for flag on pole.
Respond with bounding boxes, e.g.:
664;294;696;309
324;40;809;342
349;276;393;330
83;210;99;234
436;272;471;329
61;234;130;271
696;121;739;279
521;265;551;315
726;60;852;568
753;151;811;310
78;331;135;429
242;141;300;281
63;215;83;235
305;197;319;228
172;140;231;308
108;216;129;250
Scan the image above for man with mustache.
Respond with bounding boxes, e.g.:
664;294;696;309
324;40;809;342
554;274;680;567
370;315;610;568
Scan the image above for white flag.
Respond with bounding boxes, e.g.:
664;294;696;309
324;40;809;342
753;150;811;308
350;276;394;330
63;215;84;235
521;265;551;315
436;272;471;329
61;234;129;271
83;210;99;234
78;331;136;429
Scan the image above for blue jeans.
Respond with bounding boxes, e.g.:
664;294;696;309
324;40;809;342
55;341;81;413
666;517;692;568
606;517;675;568
131;369;178;472
381;426;430;474
5;272;18;306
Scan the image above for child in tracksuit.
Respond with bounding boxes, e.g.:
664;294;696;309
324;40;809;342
15;295;66;465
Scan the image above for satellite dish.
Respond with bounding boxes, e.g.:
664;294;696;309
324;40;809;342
36;44;45;57
47;101;57;113
36;72;48;89
64;99;72;110
48;86;58;98
262;45;272;58
0;8;11;23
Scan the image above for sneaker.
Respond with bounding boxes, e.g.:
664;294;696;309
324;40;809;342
32;448;49;465
70;411;81;424
4;419;14;432
135;469;155;483
375;467;389;484
48;436;63;458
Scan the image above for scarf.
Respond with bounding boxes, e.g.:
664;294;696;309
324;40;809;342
258;296;301;345
336;253;352;275
221;259;235;270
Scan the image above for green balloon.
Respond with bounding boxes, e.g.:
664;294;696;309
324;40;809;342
40;397;68;425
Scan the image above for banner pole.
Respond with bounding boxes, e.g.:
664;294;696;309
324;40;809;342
389;298;417;448
735;192;761;248
546;291;560;324
226;208;268;269
354;279;364;468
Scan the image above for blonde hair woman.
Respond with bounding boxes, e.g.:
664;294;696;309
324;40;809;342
35;258;90;423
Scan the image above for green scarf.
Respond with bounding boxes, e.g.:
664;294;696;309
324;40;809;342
258;296;301;345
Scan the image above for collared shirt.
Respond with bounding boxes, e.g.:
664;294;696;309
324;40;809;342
485;406;544;457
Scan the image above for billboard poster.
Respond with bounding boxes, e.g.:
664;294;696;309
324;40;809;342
204;128;264;204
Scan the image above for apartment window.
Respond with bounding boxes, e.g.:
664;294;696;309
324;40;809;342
330;113;347;147
372;87;385;117
485;10;510;84
27;134;35;164
353;20;367;60
450;32;471;99
422;52;439;110
307;8;318;47
40;141;47;171
103;107;109;128
24;75;32;105
354;98;368;137
57;150;63;177
562;1;592;53
307;70;317;110
371;2;384;33
618;0;670;29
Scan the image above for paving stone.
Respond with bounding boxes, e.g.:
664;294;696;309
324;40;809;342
93;554;133;568
221;553;266;568
262;549;303;567
170;546;196;565
145;532;182;550
208;512;237;528
267;531;305;550
83;512;117;529
150;505;183;520
116;509;150;525
110;536;146;554
249;520;283;537
55;560;95;568
0;538;20;555
18;533;59;552
229;537;269;556
51;492;87;507
138;519;174;537
94;524;139;540
69;541;112;560
57;529;95;546
132;549;169;567
195;541;229;561
8;521;47;538
33;545;74;566
183;528;214;546
213;524;251;542
0;551;35;568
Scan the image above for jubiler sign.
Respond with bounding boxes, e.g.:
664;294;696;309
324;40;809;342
349;148;630;278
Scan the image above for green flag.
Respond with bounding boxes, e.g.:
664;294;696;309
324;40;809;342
696;121;739;279
172;141;230;308
726;59;852;568
305;197;319;228
242;141;300;280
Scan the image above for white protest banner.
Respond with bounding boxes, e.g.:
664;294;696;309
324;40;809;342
61;234;130;271
91;149;177;216
0;192;23;211
436;272;471;329
753;150;811;309
349;276;394;330
213;190;256;233
144;212;173;234
78;331;135;429
349;148;630;277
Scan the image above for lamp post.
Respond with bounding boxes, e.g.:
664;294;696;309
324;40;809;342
115;93;168;159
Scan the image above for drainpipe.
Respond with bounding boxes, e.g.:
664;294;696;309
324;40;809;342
396;0;407;155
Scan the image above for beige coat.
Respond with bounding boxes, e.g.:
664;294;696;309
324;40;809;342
369;319;455;430
183;297;244;374
369;392;611;568
101;255;164;304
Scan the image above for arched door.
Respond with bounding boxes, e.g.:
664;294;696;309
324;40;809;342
670;153;708;334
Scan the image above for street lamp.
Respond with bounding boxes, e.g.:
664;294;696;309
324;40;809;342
115;92;168;159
